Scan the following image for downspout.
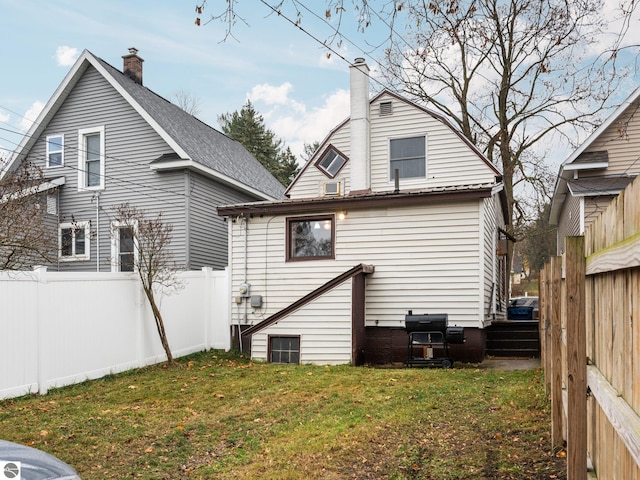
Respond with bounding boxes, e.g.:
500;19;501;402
238;214;249;353
95;193;100;272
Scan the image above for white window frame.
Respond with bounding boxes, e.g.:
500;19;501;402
58;221;90;261
110;220;138;272
78;126;105;191
46;134;64;168
388;135;427;182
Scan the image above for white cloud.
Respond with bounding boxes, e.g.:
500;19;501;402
0;112;9;123
19;101;45;132
55;46;80;67
252;88;350;162
249;82;293;105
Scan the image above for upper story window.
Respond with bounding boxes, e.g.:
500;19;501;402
316;146;347;178
389;135;426;180
286;215;335;261
59;221;90;261
46;135;64;168
78;126;105;190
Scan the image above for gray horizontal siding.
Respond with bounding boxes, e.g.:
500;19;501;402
187;172;257;270
27;66;188;271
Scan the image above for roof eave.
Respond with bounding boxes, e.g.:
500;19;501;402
559;84;640;168
150;159;277;201
563;162;609;171
217;187;494;217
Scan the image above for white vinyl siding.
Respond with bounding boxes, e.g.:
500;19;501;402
288;93;497;199
229;200;484;336
250;281;353;365
482;195;506;320
290;127;351;199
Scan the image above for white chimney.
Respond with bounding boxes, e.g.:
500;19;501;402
349;58;370;194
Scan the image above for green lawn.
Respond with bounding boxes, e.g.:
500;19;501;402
0;351;565;479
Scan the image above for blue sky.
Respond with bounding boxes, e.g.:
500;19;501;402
0;0;394;162
1;0;639;168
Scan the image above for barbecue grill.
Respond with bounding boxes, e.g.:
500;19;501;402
405;311;465;368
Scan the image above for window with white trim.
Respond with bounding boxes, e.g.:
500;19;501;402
78;126;105;190
389;135;426;180
111;222;137;272
46;134;64;168
59;222;90;261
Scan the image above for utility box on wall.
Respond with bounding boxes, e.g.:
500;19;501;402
250;295;263;308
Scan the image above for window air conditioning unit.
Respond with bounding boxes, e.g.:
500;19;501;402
323;181;341;196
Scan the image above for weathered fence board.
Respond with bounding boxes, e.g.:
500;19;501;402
541;175;640;479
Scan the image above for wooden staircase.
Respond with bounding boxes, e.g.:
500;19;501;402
485;321;540;357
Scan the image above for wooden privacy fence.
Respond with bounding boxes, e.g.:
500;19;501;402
540;176;640;479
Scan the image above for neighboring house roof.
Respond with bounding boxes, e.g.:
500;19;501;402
549;85;640;225
567;175;635;197
7;49;285;200
284;89;502;195
218;182;508;219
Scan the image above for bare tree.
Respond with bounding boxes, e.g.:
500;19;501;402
194;0;638;225
171;89;202;117
113;204;182;366
0;163;57;270
378;0;628;225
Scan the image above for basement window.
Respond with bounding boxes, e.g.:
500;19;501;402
286;215;335;261
269;336;300;364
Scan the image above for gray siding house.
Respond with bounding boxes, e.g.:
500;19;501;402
6;49;285;272
550;84;640;254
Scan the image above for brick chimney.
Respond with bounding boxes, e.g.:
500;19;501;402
349;58;370;194
122;47;144;85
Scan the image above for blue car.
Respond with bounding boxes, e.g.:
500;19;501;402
0;440;80;479
507;296;539;321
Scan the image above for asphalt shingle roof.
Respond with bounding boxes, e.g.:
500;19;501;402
95;55;286;200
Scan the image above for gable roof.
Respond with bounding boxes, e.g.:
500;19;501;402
284;89;502;196
7;50;285;200
549;85;640;224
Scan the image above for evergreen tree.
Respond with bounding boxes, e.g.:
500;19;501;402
218;100;299;186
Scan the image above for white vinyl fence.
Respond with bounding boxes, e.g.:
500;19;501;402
0;267;229;399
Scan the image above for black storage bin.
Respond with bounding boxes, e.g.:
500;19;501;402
405;313;448;333
445;326;465;344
